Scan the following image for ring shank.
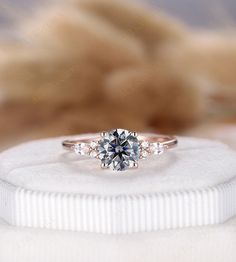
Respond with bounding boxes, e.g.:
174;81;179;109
62;134;177;150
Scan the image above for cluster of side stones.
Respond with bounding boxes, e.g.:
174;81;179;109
140;141;165;158
74;141;97;157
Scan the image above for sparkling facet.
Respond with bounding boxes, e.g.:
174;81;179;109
90;141;97;149
141;141;149;149
97;129;140;171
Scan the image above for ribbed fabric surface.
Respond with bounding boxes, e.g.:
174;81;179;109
0;177;235;234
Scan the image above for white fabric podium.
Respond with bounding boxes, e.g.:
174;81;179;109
0;135;235;261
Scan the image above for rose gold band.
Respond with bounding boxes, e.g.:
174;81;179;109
62;134;177;150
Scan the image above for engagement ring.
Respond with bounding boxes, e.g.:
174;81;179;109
62;128;177;171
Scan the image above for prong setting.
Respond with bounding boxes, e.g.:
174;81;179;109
101;162;109;169
100;131;108;138
129;162;138;169
131;132;137;137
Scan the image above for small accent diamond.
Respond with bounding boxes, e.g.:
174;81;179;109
74;143;90;156
150;142;165;155
140;141;150;159
90;141;97;149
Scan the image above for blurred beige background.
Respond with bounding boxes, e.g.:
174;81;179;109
0;0;235;149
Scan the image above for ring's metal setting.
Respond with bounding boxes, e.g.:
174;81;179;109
62;128;177;171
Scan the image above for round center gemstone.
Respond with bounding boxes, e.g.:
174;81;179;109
98;129;140;171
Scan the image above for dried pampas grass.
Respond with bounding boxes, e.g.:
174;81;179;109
0;0;235;146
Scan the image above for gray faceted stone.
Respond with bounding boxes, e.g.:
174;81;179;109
98;129;140;171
